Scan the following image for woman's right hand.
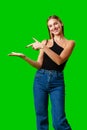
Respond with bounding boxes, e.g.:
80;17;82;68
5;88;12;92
8;52;25;58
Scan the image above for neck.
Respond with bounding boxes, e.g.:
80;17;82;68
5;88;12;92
54;34;64;41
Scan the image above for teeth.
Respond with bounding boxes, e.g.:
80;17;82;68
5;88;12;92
54;30;58;32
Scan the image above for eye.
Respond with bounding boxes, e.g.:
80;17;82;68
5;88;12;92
48;25;52;28
54;22;58;25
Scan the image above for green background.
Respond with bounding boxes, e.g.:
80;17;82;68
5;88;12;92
0;0;87;130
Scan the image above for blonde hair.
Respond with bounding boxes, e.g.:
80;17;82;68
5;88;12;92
47;15;64;39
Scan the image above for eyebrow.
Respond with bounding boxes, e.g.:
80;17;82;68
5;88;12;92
48;21;58;26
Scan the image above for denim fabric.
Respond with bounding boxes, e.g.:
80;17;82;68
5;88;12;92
33;69;72;130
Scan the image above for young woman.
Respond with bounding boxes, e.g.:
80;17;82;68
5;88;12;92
9;15;75;130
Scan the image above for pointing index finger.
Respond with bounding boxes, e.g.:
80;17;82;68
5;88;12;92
32;37;40;42
26;43;33;48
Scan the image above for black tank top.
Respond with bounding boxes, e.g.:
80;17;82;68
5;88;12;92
41;40;67;71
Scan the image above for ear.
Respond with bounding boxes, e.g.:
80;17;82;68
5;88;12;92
62;23;64;26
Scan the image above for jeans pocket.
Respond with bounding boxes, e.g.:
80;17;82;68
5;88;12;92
35;69;44;78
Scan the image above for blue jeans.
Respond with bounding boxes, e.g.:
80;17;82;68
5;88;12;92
33;69;72;130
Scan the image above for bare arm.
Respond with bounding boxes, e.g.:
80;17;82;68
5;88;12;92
8;38;47;69
32;40;75;65
42;40;75;65
23;49;44;69
8;50;44;69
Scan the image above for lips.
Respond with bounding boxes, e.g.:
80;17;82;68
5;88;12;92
54;29;58;32
53;29;59;33
53;27;60;32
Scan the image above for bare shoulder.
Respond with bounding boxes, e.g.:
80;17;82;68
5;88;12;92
66;39;75;48
67;39;75;44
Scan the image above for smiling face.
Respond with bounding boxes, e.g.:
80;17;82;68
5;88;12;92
47;18;63;38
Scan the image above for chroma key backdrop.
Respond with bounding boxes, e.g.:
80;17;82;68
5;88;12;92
0;0;87;130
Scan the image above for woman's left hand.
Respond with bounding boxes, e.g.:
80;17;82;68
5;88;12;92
26;37;44;50
32;42;43;50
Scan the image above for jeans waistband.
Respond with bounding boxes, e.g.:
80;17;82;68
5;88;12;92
37;69;63;74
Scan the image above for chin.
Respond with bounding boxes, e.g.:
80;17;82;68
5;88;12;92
54;32;60;35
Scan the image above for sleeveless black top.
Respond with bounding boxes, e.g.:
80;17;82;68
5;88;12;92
41;40;67;72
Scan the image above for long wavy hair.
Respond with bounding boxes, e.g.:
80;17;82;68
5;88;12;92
47;15;64;39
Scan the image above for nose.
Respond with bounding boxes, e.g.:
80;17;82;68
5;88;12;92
51;25;56;30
